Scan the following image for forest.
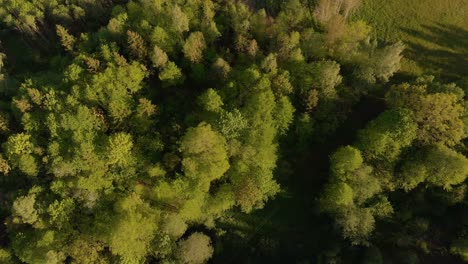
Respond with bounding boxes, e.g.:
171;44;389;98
0;0;466;263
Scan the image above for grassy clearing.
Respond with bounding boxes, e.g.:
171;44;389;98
353;0;468;80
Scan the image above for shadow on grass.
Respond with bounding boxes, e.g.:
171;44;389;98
400;23;468;81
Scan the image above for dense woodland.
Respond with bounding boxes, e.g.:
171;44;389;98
0;0;466;263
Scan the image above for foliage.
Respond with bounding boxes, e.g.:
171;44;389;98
0;0;465;263
176;233;214;264
451;238;468;261
386;80;465;146
180;123;229;190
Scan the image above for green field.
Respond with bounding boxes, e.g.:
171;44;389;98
353;0;468;80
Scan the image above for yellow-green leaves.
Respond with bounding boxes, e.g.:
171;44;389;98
198;88;223;113
323;146;385;244
216;109;247;140
451;239;468;262
5;133;33;156
0;248;12;263
88;62;147;123
171;5;189;33
183;32;206;63
401;145;468;191
330;146;363;178
108;133;134;167
180;123;229;190
151;45;168;68
56;25;75;52
321;182;354;211
12;193;39;225
127;30;147;60
356;109;417;163
47;198;75;230
4;133;37;176
176;232;214;264
337;207;375;245
159;62;183;84
273;96;295;135
386;82;465;146
109;194;159;263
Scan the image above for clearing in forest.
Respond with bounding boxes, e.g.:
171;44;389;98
353;0;468;80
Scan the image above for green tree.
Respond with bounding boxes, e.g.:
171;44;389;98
320;182;354;212
451;238;468;261
183;32;206;63
401;145;468;190
355;41;404;84
330;146;363;178
198;89;223;113
4;133;38;176
56;25;75;52
386;82;465;146
336;207;375;245
151;45;168;68
356;109;417;163
215;109;247;140
171;5;190;33
127;30;147;60
0;0;44;35
12;193;40;225
5;133;33;156
85;61;148;123
273;96;295;135
108;194;159;263
159;62;183;84
0;248;12;263
211;57;231;79
180;123;229;191
107;133;134;167
176;232;214;264
47;198;75;230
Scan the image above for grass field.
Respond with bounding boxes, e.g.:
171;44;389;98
352;0;468;80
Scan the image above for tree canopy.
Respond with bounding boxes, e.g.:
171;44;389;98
0;0;466;263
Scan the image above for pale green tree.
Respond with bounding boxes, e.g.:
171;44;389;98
176;232;213;264
180;123;229;191
183;32;206;63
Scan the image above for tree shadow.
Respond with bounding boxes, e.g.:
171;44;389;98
400;23;468;81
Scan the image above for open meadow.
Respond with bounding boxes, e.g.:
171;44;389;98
353;0;468;80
